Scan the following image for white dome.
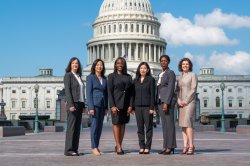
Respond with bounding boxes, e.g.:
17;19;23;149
99;0;154;17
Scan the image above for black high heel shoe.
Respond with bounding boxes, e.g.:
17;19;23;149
163;148;175;155
158;149;166;154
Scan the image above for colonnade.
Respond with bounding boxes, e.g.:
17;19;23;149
88;42;165;64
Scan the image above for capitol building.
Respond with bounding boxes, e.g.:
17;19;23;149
0;0;250;120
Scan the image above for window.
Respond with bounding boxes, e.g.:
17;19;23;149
216;97;220;107
104;26;106;34
21;101;26;108
136;24;139;32
100;27;102;34
147;25;149;33
12;101;16;108
125;24;128;32
204;100;207;108
228;88;232;93
216;89;219;92
142;24;144;33
239;100;242;107
203;89;207;93
119;24;122;32
109;25;111;33
114;24;116;33
229;100;232;107
131;24;134;32
238;88;242;93
46;101;51;109
12;90;16;93
22;90;26;93
47;90;50;94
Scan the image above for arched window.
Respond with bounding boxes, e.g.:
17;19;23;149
136;24;139;32
131;24;134;32
125;24;128;32
109;25;111;33
119;24;122;32
114;24;116;33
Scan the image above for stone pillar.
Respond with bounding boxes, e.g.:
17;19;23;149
122;43;125;57
135;43;138;61
102;44;105;60
154;45;157;62
93;46;96;61
115;43;118;59
97;45;100;59
87;47;90;64
142;43;145;61
109;44;112;61
128;43;131;61
158;45;161;58
149;44;152;62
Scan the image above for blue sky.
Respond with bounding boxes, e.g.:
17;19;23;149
0;0;250;77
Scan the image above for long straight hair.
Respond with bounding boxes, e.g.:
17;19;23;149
135;62;151;81
90;59;106;76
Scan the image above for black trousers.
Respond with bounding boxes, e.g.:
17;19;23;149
135;106;153;150
158;103;177;149
64;102;84;154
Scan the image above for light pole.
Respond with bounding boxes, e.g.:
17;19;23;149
220;82;226;133
34;84;39;133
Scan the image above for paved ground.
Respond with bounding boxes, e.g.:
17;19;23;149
0;123;250;166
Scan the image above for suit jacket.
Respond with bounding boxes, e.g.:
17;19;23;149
86;74;108;110
176;72;198;105
156;68;176;108
133;76;155;110
64;72;85;109
108;73;133;110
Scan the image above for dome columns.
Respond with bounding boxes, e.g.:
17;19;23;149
87;42;165;64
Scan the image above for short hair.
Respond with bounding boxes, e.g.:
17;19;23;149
159;54;170;64
113;57;127;74
135;62;151;81
65;57;82;76
178;58;193;72
90;59;105;76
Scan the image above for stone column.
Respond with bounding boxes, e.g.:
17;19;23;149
115;43;118;59
109;44;112;61
93;46;96;61
88;47;90;64
149;44;152;62
134;43;138;61
142;43;145;61
158;45;161;58
102;44;105;60
122;43;125;57
154;45;157;62
128;43;131;61
97;45;100;59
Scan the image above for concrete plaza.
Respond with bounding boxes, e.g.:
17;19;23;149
0;124;250;166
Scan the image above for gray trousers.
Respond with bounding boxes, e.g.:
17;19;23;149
158;103;177;148
64;102;84;154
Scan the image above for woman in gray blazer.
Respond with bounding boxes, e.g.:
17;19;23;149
176;58;198;155
86;59;108;156
64;57;86;156
157;55;177;155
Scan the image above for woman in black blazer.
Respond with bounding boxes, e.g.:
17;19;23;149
108;57;133;155
64;57;86;156
133;62;155;154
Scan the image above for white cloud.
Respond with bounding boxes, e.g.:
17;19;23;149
185;51;250;75
158;13;238;46
195;8;250;29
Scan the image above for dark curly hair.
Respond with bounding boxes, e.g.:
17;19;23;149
91;59;105;76
178;58;193;72
65;57;82;76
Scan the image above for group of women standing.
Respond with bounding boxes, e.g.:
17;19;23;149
63;55;198;156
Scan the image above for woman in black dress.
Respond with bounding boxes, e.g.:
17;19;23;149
108;57;133;155
133;62;155;154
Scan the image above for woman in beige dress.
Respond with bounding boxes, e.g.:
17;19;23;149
176;58;198;155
